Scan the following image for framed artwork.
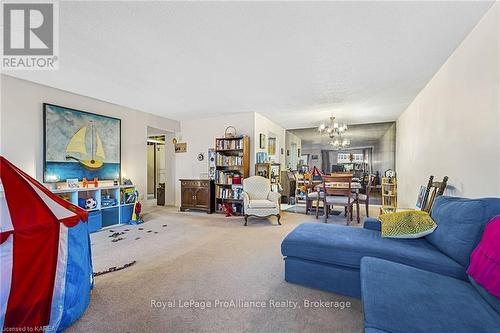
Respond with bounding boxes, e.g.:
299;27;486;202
175;143;187;153
416;185;427;209
43;103;121;182
311;154;319;160
268;137;276;155
259;134;266;149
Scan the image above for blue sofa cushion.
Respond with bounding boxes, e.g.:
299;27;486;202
426;197;500;267
469;276;500;314
363;217;381;231
281;223;466;279
361;257;500;333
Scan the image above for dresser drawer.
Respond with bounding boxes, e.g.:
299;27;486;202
181;180;209;188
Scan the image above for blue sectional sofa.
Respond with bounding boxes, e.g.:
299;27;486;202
281;196;500;332
361;257;500;333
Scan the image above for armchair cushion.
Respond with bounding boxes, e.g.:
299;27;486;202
248;200;277;209
267;191;281;203
242;176;271;200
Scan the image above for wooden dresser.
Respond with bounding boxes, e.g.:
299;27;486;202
179;179;215;213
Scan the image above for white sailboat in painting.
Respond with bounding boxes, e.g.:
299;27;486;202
65;121;105;170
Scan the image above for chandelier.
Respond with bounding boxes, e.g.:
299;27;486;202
319;114;349;149
318;115;348;137
329;138;351;150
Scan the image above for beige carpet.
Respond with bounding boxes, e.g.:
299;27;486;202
66;206;379;333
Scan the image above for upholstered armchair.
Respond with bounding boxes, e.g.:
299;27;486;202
242;176;281;226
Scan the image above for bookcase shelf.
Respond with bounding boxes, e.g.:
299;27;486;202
51;185;137;232
380;177;397;214
214;136;250;215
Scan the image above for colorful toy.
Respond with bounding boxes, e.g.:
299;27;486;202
78;197;86;208
82;177;98;188
129;201;143;225
0;156;92;332
222;202;234;217
85;197;97;209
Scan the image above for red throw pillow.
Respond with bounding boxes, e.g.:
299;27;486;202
467;216;500;297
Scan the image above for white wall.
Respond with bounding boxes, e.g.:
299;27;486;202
396;3;500;208
174;112;286;206
0;75;180;199
174;112;255;206
254;113;286;166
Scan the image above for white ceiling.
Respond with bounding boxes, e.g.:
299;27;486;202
6;1;493;129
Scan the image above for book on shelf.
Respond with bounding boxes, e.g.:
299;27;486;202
215;171;243;185
216;186;243;200
216;154;243;166
216;138;243;150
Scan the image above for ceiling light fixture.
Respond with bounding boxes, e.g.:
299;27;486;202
318;114;348;139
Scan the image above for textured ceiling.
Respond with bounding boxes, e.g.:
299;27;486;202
5;1;493;128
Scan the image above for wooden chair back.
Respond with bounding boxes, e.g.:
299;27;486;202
322;174;353;197
365;174;375;196
422;176;449;212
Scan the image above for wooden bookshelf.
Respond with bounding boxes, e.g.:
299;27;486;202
255;163;281;192
380;177;397;214
214;136;250;215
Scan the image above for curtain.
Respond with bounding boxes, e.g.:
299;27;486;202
321;150;330;173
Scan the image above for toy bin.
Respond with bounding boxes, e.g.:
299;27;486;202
120;204;134;224
101;207;119;228
87;210;102;233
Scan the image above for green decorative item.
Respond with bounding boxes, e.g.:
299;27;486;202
380;211;437;239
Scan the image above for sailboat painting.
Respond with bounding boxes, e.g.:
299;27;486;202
43;104;121;182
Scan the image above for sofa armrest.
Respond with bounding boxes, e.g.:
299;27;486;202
363;218;381;231
242;191;250;208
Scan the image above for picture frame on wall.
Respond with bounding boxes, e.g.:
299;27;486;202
259;134;266;149
268;137;276;155
43;103;121;183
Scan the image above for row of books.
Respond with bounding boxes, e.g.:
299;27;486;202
215;171;242;185
216;139;243;150
216;154;243;166
216;186;244;200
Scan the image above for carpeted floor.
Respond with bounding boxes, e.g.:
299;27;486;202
66;206;379;333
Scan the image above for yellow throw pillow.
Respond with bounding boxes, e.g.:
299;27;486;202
380;211;437;239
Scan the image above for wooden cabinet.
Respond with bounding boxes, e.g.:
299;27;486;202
179;179;214;213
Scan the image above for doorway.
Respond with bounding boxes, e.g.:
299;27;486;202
147;135;166;200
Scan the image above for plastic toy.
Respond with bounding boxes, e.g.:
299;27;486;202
85;197;97;209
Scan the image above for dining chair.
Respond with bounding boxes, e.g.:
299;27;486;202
320;174;358;225
304;174;324;214
356;174;375;217
421;176;449;213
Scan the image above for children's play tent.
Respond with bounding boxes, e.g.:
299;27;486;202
0;157;92;332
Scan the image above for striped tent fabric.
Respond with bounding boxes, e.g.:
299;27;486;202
0;156;92;332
